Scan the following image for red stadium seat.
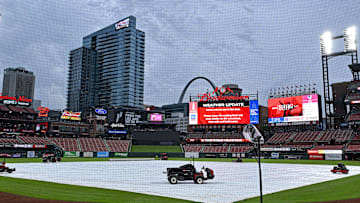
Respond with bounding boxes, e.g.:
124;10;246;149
48;137;80;151
346;144;360;152
105;140;130;152
18;136;50;144
0;137;21;144
79;138;107;152
183;145;204;152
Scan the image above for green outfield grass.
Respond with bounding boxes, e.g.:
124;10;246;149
0;176;190;203
131;145;182;152
239;174;360;203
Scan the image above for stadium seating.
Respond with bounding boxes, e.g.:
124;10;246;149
48;137;80;151
351;134;360;142
230;146;253;153
282;144;312;149
292;131;321;143
18;136;51;144
79;138;108;152
205;132;244;139
347;113;360;121
266;132;293;143
262;144;312;149
346;144;360;152
317;130;353;143
186;133;203;139
0;137;21;144
202;146;229;153
312;145;345;150
183;145;204;152
186;132;244;139
182;145;253;153
105;140;130;152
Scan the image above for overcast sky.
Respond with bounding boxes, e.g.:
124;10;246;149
0;0;359;110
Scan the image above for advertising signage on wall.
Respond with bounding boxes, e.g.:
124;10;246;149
95;108;107;115
148;113;164;122
108;109;142;127
0;94;32;106
124;112;141;125
268;94;320;123
108;130;127;134
115;18;129;30
189;99;259;125
37;106;49;117
61;110;81;121
197;86;248;102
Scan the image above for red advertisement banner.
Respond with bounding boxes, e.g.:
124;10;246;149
61;110;81;121
268;96;303;118
198;107;250;124
37;106;49;117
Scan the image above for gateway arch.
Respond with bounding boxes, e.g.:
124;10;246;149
178;76;217;103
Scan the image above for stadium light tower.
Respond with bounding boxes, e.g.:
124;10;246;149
320;26;358;129
344;26;357;52
320;31;333;56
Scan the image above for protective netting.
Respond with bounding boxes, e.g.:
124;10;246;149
1;1;359;108
1;1;360;202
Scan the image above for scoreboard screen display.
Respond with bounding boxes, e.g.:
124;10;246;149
189;100;259;125
268;94;319;123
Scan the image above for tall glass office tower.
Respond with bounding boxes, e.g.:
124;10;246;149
67;47;96;112
2;67;35;100
67;16;145;111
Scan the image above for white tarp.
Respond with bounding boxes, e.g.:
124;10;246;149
1;161;360;203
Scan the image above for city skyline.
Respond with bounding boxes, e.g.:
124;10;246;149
1;1;360;110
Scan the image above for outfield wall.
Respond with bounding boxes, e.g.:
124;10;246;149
3;149;354;160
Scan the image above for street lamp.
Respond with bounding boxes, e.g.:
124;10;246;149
243;124;264;203
320;27;358;129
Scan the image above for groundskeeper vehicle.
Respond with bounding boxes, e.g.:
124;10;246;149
0;154;15;173
42;153;61;163
331;163;349;174
166;161;214;184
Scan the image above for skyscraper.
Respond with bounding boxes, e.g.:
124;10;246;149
67;47;96;112
67;16;145;111
2;67;35;99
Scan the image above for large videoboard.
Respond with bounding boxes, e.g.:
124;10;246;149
189;100;259;125
268;94;320;123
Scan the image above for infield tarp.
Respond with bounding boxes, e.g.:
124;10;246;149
2;161;360;203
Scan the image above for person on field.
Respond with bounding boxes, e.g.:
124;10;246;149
201;166;207;179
